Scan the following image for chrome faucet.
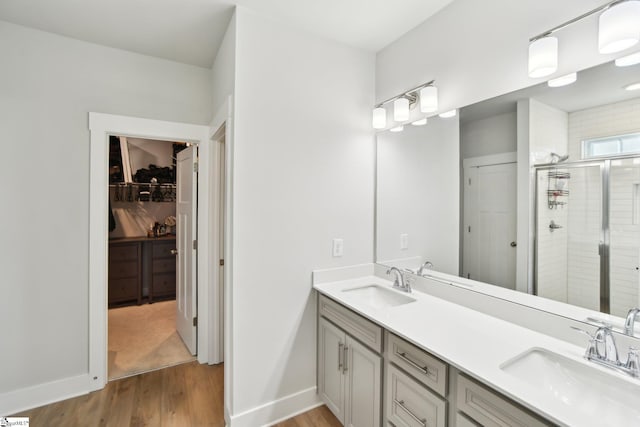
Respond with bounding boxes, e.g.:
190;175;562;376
572;325;639;378
386;267;411;293
624;308;640;336
417;261;433;276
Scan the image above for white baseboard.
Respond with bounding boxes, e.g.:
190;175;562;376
0;374;91;416
228;386;322;427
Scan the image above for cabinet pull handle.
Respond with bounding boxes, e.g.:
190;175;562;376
394;399;427;426
338;343;343;371
396;351;429;375
343;346;349;374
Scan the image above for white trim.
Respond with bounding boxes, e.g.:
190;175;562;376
227;386;321;427
462;152;517;169
0;374;91;416
88;113;210;391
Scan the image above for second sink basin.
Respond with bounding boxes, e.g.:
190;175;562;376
501;347;640;425
342;284;416;309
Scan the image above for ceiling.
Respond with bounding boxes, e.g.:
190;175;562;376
0;0;454;68
460;58;640;124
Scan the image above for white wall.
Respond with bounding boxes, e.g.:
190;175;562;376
0;20;211;397
227;7;375;424
211;11;236;115
460;112;517;159
377;0;617;114
377;118;460;275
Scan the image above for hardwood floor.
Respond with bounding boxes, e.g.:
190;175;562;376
13;361;341;427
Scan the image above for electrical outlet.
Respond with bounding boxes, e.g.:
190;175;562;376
332;238;344;257
400;234;409;250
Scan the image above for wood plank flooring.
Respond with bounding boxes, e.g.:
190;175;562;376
13;361;341;427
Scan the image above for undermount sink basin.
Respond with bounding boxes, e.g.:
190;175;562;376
342;284;415;309
501;348;640;425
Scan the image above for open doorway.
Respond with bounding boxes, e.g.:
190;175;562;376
107;136;196;380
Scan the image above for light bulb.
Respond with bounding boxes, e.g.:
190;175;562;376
420;86;438;113
528;37;558;78
372;107;386;129
615;52;640;67
599;1;640;54
548;72;577;87
393;98;409;122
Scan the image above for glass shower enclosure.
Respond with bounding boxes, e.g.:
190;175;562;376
535;157;640;316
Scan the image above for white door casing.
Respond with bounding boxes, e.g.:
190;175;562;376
88;113;210;391
463;153;517;289
177;146;198;355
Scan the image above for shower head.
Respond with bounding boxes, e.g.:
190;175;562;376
550;152;569;163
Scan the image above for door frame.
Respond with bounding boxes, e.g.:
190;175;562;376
88;112;211;391
462;152;517;282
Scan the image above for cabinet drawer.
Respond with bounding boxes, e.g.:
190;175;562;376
456;374;549;427
152;258;176;274
387;332;448;397
109;278;139;301
456;413;481;427
319;294;383;353
108;260;139;279
109;243;139;262
152;241;177;258
387;364;446;427
153;273;176;295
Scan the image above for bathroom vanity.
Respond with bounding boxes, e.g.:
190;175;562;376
314;269;640;427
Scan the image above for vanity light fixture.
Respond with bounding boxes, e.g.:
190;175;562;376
390;125;404;132
548;72;578;87
372;107;387;129
419;85;438;113
616;52;640;66
393;98;410;122
528;0;640;78
438;109;457;118
624;82;640;91
411;118;428;126
371;80;436;129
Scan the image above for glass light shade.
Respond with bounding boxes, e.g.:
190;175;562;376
419;86;438;113
624;82;640;91
390;125;404;132
411;118;427;126
372;107;386;129
599;1;640;54
438;110;457;118
615;52;640;67
548;72;577;87
393;98;410;122
528;37;558;78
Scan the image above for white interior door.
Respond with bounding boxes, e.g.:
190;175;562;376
177;146;197;355
464;162;517;289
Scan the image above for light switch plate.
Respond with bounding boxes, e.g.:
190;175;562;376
400;234;409;250
332;238;344;257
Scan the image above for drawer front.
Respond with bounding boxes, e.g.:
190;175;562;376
152;258;176;274
387;364;446;427
387;332;448;397
152;241;177;258
319;294;383;353
456;413;481;427
456;374;549;427
109;278;139;301
108;260;139;279
153;273;176;295
109;243;139;262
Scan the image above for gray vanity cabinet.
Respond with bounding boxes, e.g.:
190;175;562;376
318;296;383;427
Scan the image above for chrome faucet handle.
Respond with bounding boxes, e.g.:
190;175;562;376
625;347;640;377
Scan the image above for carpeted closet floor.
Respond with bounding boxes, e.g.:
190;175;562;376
108;300;195;380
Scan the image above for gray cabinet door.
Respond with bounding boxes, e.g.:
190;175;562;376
319;318;346;424
345;335;382;427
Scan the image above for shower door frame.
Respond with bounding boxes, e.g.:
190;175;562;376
534;160;609;312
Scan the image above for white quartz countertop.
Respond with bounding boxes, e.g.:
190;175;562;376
313;275;640;427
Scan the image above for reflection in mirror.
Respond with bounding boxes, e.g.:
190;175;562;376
376;57;640;320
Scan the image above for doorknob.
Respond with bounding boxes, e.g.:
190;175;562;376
510;242;517;247
170;249;178;255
